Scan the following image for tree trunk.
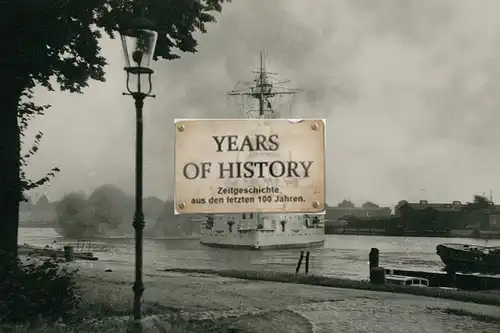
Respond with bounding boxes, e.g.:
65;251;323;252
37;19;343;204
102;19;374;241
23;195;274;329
0;82;23;261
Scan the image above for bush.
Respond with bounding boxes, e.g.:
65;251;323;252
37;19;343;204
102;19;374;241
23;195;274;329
0;254;81;323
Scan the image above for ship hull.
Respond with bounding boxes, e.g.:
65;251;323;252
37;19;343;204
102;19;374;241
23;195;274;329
436;243;500;273
200;229;325;250
200;240;325;250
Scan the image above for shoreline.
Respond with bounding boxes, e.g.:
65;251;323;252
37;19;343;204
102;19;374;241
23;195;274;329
326;227;500;239
158;267;500;306
21;224;500;240
8;260;498;332
69;260;500;307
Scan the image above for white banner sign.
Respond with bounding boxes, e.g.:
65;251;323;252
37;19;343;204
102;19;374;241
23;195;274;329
174;119;325;214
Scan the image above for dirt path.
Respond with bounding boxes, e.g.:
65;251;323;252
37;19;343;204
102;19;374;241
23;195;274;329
73;261;500;332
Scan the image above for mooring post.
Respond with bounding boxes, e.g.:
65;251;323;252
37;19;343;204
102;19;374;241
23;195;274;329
369;248;379;270
446;267;457;288
369;248;381;284
295;250;304;273
305;251;310;274
63;245;74;262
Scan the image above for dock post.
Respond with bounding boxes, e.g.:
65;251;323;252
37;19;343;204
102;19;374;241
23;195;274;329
370;267;386;284
63;246;74;262
305;251;310;274
369;248;379;270
295;250;304;273
446;267;456;288
369;248;380;283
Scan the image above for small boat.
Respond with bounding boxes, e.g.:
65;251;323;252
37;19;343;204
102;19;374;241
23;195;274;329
436;243;500;273
385;273;429;287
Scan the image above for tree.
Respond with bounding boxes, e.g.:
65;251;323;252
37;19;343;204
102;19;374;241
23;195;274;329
338;200;355;208
461;195;494;230
18;90;60;204
55;192;97;238
461;195;494;214
148;200;198;237
19;196;33;213
361;201;379;209
34;195;51;210
143;196;165;220
55;185;134;238
87;184;133;234
1;0;231;259
398;202;421;229
0;90;61;258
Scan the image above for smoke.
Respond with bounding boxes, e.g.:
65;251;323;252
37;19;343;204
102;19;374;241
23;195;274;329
27;0;500;207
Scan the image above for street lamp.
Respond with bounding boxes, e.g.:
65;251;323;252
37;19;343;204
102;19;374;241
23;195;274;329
119;12;158;323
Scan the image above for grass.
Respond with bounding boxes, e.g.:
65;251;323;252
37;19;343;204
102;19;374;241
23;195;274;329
0;318;245;333
428;307;500;324
4;266;500;332
163;267;500;307
0;284;245;333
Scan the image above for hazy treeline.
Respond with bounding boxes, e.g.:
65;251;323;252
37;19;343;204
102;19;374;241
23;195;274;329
23;184;199;239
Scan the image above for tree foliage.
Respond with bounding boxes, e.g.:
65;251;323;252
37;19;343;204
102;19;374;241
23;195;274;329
7;0;231;94
2;0;231;258
56;184;201;239
460;195;494;230
0;256;80;323
396;202;439;230
55;185;135;238
147;200;199;237
18;91;60;201
361;201;379;208
143;196;165;220
461;195;494;214
87;184;133;230
56;192;97;238
337;200;355;208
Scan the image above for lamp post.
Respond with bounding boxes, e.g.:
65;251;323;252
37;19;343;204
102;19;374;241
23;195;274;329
119;13;158;323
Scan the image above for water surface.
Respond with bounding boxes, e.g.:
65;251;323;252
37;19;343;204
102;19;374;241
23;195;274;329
19;228;500;280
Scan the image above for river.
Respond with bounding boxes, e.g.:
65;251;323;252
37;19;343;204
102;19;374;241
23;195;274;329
19;227;500;280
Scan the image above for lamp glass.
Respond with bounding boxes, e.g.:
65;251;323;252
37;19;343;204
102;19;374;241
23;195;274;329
120;28;158;72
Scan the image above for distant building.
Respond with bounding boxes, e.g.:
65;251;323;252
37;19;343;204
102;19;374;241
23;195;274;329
394;200;465;217
394;199;500;230
488;213;500;228
326;200;391;222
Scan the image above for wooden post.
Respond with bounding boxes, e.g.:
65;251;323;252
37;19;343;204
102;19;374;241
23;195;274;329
369;248;380;283
295;250;304;273
369;248;379;270
305;251;310;274
63;245;74;262
370;267;386;284
446;267;456;288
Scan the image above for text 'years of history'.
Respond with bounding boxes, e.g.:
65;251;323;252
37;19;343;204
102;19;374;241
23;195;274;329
180;134;314;180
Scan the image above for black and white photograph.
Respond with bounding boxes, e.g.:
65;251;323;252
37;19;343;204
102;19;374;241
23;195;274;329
2;0;500;332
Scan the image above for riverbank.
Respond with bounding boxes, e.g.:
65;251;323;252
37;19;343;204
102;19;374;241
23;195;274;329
161;267;500;306
326;227;500;239
5;260;500;332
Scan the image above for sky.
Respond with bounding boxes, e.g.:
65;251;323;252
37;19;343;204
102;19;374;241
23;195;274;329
25;0;500;208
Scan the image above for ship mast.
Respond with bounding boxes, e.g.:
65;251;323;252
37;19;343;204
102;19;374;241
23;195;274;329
258;51;264;116
225;51;301;222
227;51;301;119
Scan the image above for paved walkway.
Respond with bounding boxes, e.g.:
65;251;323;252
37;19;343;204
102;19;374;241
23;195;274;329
76;261;500;332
